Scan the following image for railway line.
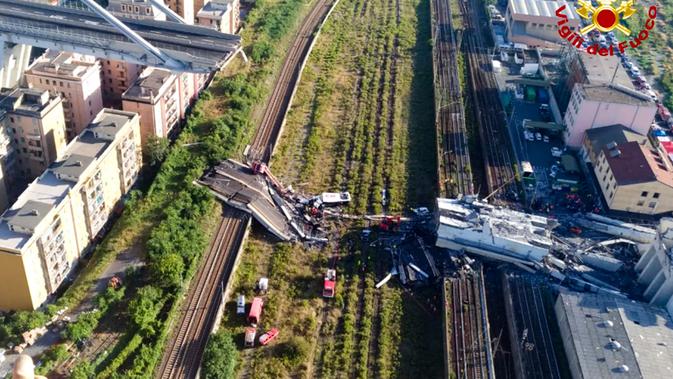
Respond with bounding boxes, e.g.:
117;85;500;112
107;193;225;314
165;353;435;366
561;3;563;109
458;0;517;200
446;268;492;379
155;209;247;379
431;0;473;197
249;0;335;162
156;0;336;377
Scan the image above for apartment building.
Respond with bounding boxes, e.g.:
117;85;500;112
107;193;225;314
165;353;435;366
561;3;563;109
196;0;240;34
563;83;656;147
165;0;195;23
0;44;31;89
107;0;167;20
0;88;68;180
122;67;181;143
584;125;673;215
100;59;144;109
505;0;580;47
0;109;141;310
0;110;16;211
25;51;104;140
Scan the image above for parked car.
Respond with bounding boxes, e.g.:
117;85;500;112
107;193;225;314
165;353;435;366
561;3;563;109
245;327;257;348
535;132;542;141
259;328;280;345
551;147;563;157
237;294;246;314
543;135;550;143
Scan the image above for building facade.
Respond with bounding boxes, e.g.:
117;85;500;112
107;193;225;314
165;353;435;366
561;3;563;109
196;0;240;34
100;59;144;109
584;126;673;215
0;88;68;180
122;67;181;143
563;83;656;147
165;0;195;23
107;0;167;20
25;51;104;140
0;109;141;310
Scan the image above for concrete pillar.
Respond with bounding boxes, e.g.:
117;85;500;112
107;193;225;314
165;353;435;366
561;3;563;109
0;42;31;89
635;244;656;273
651;275;673;307
639;253;662;285
644;271;666;301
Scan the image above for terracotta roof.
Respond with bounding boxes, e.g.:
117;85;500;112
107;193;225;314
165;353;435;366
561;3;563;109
603;141;673;188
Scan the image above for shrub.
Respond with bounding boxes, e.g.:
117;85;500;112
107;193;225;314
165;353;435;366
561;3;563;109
278;336;310;369
202;331;238;379
128;286;164;335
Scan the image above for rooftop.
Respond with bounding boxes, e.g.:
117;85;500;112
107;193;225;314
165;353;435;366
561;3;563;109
581;83;653;107
0;87;60;116
579;53;632;88
602;140;673;188
26;50;98;80
508;0;578;20
122;67;176;103
557;289;673;379
0;109;136;250
586;124;647;155
197;1;231;18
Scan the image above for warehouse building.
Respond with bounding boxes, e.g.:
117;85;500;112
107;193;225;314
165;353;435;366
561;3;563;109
0;109;141;310
555;289;673;379
505;0;580;47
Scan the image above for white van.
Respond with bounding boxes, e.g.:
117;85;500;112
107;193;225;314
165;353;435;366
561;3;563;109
237;294;246;314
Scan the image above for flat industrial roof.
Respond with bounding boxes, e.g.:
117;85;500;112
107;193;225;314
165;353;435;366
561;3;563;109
557;290;673;379
581;84;653;107
579;53;633;88
508;0;578;20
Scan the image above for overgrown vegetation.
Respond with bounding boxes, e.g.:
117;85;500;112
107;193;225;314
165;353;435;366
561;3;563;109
202;331;238;379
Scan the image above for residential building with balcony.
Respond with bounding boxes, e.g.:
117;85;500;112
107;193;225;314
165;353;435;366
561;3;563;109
122;67;181;143
25;51;104;140
0;88;68;181
0;109;141;310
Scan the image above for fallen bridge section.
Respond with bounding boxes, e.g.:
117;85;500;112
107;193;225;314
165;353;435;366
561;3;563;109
198;160;294;241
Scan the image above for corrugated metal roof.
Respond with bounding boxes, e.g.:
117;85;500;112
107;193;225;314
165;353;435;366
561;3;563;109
509;0;578;19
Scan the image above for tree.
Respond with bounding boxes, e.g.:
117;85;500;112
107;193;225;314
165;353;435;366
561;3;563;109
202;331;238;379
278;337;309;369
150;252;184;289
144;136;170;166
128;286;164;335
70;361;95;379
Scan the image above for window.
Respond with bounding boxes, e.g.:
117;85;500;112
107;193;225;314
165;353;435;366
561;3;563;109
637;200;644;206
121;4;126;11
146;7;151;14
11;128;15;133
59;81;63;87
609;191;614;199
9;117;14;123
39;78;42;84
654;192;660;199
641;191;648;197
649;202;657;208
134;6;139;12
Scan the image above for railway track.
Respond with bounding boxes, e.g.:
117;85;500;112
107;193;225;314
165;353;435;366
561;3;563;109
249;0;335;161
155;209;247;379
432;0;473;197
458;0;516;200
448;271;491;379
156;0;336;377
